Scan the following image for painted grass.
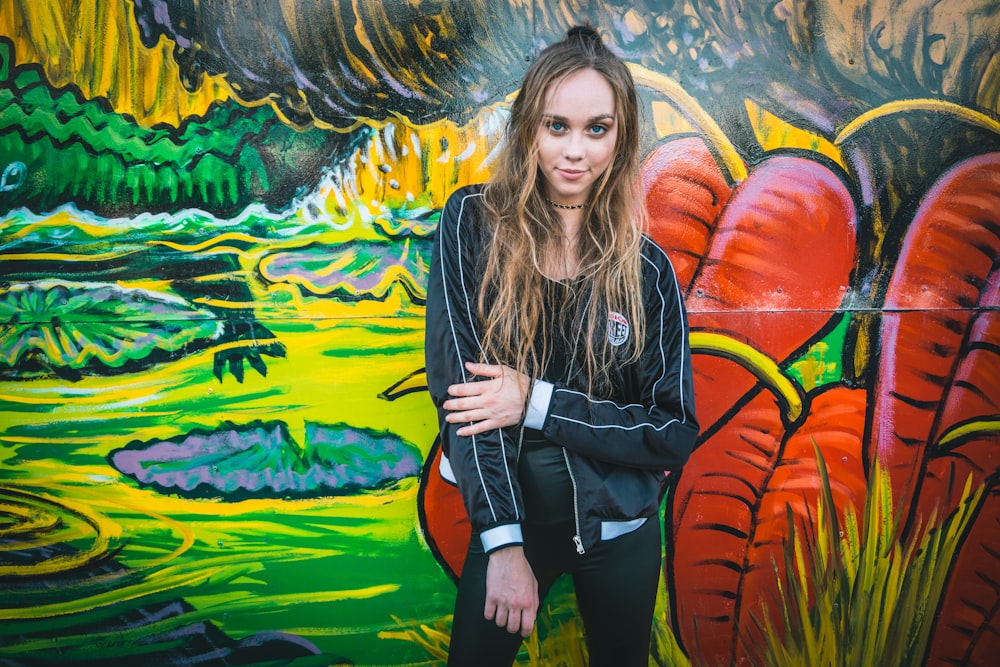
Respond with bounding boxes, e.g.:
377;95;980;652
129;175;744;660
761;447;982;667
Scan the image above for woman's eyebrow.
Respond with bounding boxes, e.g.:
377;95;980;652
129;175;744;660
542;113;616;123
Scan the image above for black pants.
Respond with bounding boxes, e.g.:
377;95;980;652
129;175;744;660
447;517;661;667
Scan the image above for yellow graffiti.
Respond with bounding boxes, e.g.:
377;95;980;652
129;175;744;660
0;0;231;128
3;326;240;371
689;331;804;422
0;501;58;534
836;98;1000;144
187;583;400;613
789;341;838;393
650;100;698;137
313;107;504;221
151;233;266;253
260;281;419;320
0;250;145;263
261;260;423;302
0;214;127;242
190;297;261;310
0;487;118;578
0;559;242;620
745;100;846;169
628;63;748;184
379;367;429;401
101;497;196;572
208;338;283;356
936;417;1000;449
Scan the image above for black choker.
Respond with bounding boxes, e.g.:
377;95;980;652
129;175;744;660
546;199;585;210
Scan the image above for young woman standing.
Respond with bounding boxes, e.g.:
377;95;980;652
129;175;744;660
425;25;699;666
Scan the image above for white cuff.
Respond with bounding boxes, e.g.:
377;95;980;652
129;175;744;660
438;452;456;484
480;524;524;553
601;517;647;541
523;379;553;430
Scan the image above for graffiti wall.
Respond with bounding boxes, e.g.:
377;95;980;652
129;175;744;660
1;1;997;665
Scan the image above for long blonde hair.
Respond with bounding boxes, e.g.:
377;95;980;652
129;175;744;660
478;26;646;395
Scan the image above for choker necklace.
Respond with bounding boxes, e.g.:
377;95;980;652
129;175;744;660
546;199;585;210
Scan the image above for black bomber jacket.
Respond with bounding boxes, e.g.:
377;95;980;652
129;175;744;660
424;185;699;555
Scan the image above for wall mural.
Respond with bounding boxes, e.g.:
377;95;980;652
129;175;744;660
1;0;998;665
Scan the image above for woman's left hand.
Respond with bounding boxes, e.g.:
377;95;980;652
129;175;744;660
444;362;531;436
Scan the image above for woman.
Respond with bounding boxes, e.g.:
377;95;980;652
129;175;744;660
424;25;699;666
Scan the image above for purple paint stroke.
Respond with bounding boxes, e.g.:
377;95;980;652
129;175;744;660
110;421;421;497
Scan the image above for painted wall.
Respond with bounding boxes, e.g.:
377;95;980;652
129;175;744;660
1;1;997;665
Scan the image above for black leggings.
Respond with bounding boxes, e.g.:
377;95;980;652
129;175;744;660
447;517;661;667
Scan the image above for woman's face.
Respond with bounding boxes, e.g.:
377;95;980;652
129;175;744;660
535;68;618;208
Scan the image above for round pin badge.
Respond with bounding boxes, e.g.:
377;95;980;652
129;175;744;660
607;311;630;347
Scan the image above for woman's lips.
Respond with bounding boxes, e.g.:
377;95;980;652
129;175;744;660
557;168;586;180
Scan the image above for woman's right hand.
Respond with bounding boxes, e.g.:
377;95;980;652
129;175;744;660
485;545;539;637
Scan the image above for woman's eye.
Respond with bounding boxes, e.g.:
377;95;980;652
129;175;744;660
589;125;607;135
549;121;566;132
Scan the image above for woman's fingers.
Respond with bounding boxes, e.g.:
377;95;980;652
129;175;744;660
518;607;537;638
455;419;499;437
445;363;502;398
489;603;509;630
464;361;503;377
445;380;485;398
485;546;538;636
506;609;521;635
485;601;528;636
445;362;511;396
443;389;504;414
442;363;530;433
443;388;492;410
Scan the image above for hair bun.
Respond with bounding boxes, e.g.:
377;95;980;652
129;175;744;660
566;25;601;43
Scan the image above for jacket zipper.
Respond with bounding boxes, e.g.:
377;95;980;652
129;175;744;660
562;294;588;555
562;448;585;554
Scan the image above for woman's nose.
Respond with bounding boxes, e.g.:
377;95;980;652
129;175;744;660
563;133;585;159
